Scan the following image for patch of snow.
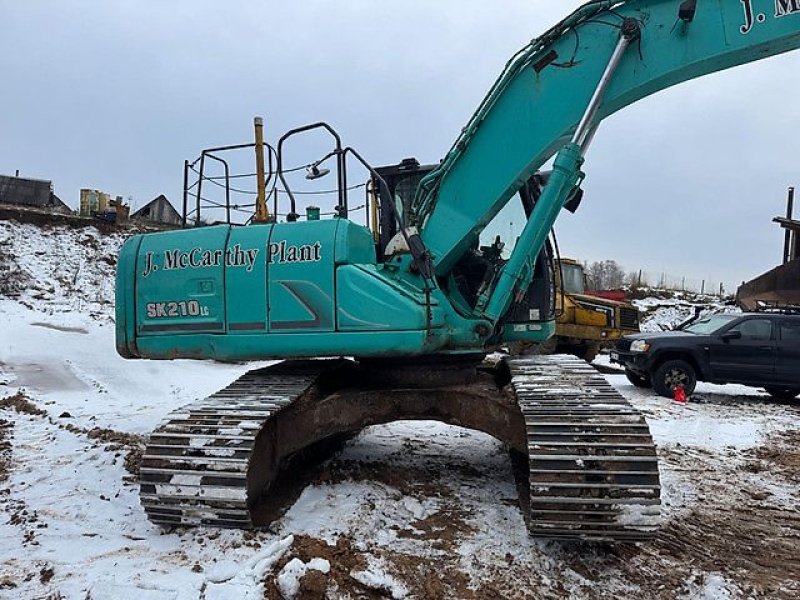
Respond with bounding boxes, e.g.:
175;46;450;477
276;556;330;600
650;415;761;450
614;503;661;527
0;299;259;434
351;558;408;599
203;536;294;600
632;297;738;332
682;572;740;599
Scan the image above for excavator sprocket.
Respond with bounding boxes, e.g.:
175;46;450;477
139;355;660;541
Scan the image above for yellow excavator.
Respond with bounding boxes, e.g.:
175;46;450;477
553;258;640;362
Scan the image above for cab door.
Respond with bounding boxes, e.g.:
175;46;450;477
708;317;776;384
776;318;800;385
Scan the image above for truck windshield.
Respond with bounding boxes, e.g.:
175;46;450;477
683;314;739;334
560;264;585;295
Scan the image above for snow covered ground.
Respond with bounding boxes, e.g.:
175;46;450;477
633;295;738;332
1;221;799;599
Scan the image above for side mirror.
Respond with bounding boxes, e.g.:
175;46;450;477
563;187;584;213
720;330;742;342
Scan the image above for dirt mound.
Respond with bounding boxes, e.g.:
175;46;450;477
397;504;476;551
0;219;127;316
263;535;367;599
262;533;510;600
0;392;47;416
86;427;145;479
85;426;143;447
0;417;11;483
59;423;145;479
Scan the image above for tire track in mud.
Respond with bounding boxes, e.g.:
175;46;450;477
1;390;145;480
558;434;800;600
1;389;145;597
0;390;143;549
1;392;47;546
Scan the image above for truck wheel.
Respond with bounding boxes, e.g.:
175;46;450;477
763;386;800;401
652;360;697;398
582;344;600;363
625;369;651;388
562;343;598;363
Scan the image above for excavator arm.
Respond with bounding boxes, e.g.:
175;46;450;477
416;0;800;300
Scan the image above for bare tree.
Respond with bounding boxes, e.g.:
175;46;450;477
587;261;605;290
586;260;626;289
604;260;625;289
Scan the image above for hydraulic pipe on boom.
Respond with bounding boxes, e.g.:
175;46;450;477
480;18;640;323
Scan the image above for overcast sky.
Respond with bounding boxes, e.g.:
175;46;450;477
2;1;799;293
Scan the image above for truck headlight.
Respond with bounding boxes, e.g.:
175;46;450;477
630;339;651;353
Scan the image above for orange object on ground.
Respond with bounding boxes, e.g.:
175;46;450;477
673;385;687;404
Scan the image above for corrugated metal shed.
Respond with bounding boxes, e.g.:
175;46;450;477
0;175;52;207
0;174;71;214
131;195;181;226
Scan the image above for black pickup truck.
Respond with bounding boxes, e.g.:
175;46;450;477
611;312;800;400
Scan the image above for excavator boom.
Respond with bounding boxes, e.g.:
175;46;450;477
418;0;800;278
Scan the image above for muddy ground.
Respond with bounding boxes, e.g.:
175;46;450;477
0;365;798;599
257;392;800;599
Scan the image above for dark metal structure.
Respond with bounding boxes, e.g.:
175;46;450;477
0;174;70;214
737;188;800;310
132;195;182;226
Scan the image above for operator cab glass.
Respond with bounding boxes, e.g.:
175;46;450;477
560;263;586;295
392;171;428;227
373;159;435;254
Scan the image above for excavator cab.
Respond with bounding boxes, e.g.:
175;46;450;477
372;158;557;345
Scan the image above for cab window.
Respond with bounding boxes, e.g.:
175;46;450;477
560;264;586;295
779;319;800;344
727;318;773;341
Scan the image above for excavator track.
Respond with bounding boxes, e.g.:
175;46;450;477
139;361;332;528
139;355;660;541
506;355;660;541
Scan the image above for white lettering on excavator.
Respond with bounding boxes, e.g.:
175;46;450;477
145;300;208;318
740;0;799;35
776;0;800;17
141;244;259;278
268;240;322;265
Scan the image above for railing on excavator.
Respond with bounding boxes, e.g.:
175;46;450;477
180;121;439;333
181;133;374;230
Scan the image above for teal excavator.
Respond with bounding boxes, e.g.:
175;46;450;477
116;0;800;541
